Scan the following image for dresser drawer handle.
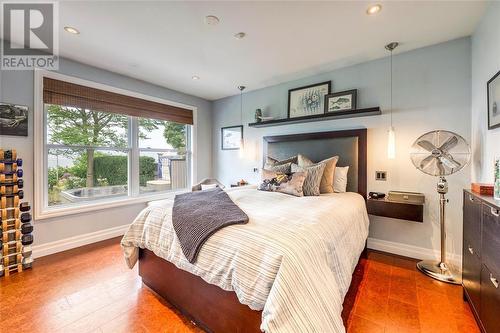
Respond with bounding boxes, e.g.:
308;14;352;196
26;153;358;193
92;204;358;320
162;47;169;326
492;208;500;217
469;195;474;202
491;274;499;289
468;246;474;255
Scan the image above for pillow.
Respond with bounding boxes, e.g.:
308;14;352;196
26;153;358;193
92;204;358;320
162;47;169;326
201;184;218;191
333;166;349;193
265;162;292;174
259;169;306;197
298;154;339;194
265;155;298;170
291;163;326;196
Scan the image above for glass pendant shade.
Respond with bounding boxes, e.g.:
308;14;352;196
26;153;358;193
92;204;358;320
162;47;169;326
388;126;396;159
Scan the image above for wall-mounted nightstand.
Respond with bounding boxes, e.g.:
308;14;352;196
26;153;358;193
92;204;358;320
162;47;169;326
367;198;424;222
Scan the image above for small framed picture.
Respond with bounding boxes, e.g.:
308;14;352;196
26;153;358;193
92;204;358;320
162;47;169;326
488;70;500;130
325;90;357;114
288;81;331;118
0;103;29;136
221;125;243;150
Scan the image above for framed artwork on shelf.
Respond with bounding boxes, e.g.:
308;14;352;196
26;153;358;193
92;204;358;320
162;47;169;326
488;70;500;130
288;81;331;118
221;125;243;150
0;103;28;136
325;89;357;114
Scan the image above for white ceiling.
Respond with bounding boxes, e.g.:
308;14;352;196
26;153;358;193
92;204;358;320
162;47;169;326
56;1;486;101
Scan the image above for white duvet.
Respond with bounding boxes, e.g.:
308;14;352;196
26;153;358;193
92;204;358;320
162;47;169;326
121;186;369;333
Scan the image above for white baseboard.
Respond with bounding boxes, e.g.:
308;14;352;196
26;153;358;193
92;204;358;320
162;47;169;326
367;237;462;267
32;224;129;259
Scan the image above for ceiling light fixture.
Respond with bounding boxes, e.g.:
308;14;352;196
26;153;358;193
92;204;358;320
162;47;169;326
366;4;382;15
192;75;200;81
234;32;246;40
64;26;80;34
205;15;220;25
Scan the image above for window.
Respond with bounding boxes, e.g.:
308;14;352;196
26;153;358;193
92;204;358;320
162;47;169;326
35;72;195;218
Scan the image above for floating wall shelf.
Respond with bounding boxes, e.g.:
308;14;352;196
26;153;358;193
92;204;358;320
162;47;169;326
248;107;381;128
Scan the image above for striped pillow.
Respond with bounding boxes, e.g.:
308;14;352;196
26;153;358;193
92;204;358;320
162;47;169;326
291;163;325;196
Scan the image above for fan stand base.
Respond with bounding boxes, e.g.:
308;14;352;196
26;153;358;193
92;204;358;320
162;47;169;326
417;260;461;285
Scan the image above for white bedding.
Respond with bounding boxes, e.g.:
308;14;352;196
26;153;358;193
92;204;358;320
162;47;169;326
121;186;369;333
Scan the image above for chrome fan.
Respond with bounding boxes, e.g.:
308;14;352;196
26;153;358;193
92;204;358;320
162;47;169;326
410;130;471;284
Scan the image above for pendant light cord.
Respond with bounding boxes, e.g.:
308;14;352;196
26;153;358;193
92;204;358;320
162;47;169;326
390;48;393;127
240;89;243;124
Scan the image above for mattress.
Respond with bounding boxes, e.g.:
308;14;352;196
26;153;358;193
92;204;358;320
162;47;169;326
121;185;369;333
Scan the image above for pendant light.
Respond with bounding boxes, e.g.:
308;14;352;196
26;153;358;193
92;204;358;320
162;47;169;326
238;85;246;158
385;42;399;160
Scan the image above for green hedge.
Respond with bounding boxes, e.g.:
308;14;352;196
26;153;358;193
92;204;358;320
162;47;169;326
93;155;157;186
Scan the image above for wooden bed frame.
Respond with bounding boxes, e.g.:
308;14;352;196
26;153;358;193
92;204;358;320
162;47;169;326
139;129;368;333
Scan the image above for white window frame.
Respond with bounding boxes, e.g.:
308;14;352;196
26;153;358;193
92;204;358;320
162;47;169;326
34;70;198;220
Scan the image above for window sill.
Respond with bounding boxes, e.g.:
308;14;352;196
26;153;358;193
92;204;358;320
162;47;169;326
35;190;188;221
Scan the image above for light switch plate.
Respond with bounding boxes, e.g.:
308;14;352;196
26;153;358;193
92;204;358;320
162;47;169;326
375;171;387;181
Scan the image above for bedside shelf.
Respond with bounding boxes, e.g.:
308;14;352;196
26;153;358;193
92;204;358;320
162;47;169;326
367;198;423;223
248;107;381;128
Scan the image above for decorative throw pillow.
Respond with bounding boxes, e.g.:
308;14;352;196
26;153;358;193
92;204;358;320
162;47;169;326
333;166;349;193
264;155;298;171
259;169;306;197
201;184;218;191
265;162;292;174
291;163;326;196
298;154;339;194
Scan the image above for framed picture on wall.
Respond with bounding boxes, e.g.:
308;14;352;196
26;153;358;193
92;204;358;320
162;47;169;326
324;89;357;114
488;70;500;130
0;103;28;136
288;81;331;118
221;125;243;150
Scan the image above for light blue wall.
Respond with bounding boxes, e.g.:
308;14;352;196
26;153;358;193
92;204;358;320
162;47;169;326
212;38;472;259
0;57;212;247
471;1;500;183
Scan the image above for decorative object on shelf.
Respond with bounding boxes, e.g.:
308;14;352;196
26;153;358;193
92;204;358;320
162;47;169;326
0;149;33;277
471;182;494;196
387;190;425;205
0;103;28;136
495;157;500;200
221;125;243;150
487;70;500;129
410;130;471;284
231;179;249;187
324;89;357;113
288;81;331;118
254;109;262;123
385;42;399;159
368;191;385;199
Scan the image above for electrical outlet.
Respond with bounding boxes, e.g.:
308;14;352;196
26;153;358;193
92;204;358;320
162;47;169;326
253;167;259;173
375;171;387;181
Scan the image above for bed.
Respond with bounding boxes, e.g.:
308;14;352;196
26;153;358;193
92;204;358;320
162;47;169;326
121;129;369;333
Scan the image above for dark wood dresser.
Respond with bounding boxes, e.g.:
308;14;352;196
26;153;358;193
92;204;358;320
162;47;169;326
463;190;500;333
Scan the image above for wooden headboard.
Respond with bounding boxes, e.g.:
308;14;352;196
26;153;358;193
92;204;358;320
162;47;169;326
263;129;367;198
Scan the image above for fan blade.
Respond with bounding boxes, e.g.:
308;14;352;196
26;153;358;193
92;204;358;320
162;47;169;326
417;140;437;152
439;136;458;152
440;153;461;169
437;161;446;176
419;155;436;170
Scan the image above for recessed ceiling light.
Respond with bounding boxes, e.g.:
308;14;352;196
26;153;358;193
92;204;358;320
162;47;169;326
366;4;382;15
64;26;80;34
234;32;246;40
192;75;200;81
205;15;220;25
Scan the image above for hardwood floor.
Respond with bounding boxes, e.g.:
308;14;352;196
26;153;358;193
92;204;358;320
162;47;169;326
0;238;479;333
